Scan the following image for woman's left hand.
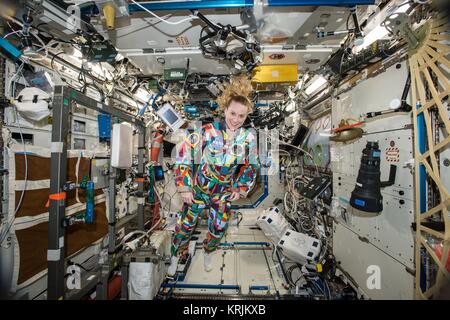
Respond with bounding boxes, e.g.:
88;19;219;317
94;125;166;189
229;191;241;202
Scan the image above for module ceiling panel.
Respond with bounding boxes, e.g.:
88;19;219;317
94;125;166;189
92;6;352;75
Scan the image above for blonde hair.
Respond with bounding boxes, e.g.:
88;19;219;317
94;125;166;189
216;75;254;113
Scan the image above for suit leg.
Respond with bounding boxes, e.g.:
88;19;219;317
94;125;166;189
203;200;230;253
171;195;206;256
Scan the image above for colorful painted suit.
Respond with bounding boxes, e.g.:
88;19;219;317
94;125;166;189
172;120;259;255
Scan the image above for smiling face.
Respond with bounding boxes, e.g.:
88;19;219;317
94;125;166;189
224;100;249;131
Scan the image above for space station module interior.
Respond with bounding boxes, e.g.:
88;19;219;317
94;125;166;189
0;0;449;301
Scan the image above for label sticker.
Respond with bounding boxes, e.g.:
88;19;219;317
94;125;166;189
385;147;400;163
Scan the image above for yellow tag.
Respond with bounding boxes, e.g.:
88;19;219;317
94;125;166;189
316;263;323;273
58;296;64;300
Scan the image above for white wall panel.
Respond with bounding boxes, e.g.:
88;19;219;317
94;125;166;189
331;61;416;298
333;222;414;300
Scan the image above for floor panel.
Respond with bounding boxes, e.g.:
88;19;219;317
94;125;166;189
170;209;290;297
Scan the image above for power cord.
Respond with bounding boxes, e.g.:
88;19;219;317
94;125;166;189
130;0;197;25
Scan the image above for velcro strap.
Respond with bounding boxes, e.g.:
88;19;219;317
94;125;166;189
49;192;66;200
51;142;64;153
45;192;67;208
47;249;61;261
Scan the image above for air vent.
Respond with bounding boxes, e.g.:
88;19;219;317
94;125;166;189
312;241;319;247
267;218;272;223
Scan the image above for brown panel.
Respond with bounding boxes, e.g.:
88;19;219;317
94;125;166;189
16;202;108;285
14;154;94;217
67;158;91;183
15;189;103;218
15;154;50;181
15;155;90;182
15;189;50;217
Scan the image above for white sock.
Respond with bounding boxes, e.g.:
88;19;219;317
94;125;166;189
203;250;212;272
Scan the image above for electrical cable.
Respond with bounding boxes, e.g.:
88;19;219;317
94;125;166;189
25;30;49;61
274;133;320;176
130;0;197;25
3;30;21;39
0;63;28;245
3;29;49;62
12;107;28;217
97;13;177;35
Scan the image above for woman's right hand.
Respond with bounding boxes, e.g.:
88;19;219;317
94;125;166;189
180;191;194;205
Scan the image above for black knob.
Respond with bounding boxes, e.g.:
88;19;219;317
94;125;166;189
399;190;404;196
399;199;405;205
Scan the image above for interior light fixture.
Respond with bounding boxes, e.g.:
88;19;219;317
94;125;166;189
353;3;411;52
305;76;327;95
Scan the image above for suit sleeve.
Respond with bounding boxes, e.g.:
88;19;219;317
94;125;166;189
233;130;260;197
174;125;208;192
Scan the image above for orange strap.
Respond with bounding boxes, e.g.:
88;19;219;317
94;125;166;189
49;192;67;200
331;121;365;133
45;192;67;208
135;178;145;182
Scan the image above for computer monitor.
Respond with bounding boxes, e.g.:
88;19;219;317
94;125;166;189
156;103;185;131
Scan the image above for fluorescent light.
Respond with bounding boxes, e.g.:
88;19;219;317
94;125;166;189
353;3;411;52
394;3;410;14
305;76;327;95
356;25;389;50
285;100;296;112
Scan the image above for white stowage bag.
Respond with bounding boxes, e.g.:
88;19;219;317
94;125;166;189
111;122;133;168
128;262;156;300
256;207;292;245
128;231;171;300
14;87;51;121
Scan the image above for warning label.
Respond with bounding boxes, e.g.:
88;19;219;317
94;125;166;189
385;147;400;163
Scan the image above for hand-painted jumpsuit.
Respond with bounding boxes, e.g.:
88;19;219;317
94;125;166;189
171;121;259;256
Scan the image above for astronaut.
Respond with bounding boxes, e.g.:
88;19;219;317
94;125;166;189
168;78;260;276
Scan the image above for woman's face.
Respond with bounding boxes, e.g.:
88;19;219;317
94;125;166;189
224;100;248;131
